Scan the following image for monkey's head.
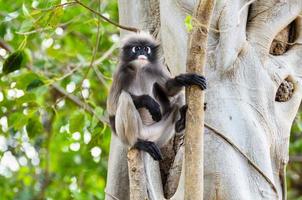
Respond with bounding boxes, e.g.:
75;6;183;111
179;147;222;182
121;32;159;66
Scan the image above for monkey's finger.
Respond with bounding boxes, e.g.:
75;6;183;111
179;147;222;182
190;76;207;90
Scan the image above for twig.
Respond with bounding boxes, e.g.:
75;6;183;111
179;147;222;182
92;43;118;85
51;84;108;124
204;122;278;196
74;0;139;33
0;40;12;52
34;1;77;12
289;155;302;163
79;0;103;98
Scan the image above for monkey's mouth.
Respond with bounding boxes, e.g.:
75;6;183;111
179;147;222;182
138;55;148;60
136;55;149;66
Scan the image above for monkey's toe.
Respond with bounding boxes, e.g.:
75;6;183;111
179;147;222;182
134;139;163;160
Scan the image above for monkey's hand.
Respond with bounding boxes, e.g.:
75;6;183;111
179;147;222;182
131;94;162;122
133;139;163;160
175;73;207;90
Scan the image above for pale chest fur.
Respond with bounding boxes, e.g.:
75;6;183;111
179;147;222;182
128;68;160;125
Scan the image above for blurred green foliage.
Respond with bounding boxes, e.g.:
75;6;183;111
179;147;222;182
288;113;302;200
0;1;302;200
0;0;118;199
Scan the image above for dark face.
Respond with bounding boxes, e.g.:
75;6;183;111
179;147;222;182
121;39;159;64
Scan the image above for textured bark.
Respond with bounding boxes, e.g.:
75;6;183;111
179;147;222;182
127;149;148;200
106;1;302;200
184;0;215;199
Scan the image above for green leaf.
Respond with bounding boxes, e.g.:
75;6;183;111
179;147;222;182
90;107;103;130
3;51;27;74
26;79;45;91
185;15;193;32
34;7;63;29
26;116;43;138
70;112;85;133
15;72;39;89
9;112;28;130
22;3;30;17
49;7;64;28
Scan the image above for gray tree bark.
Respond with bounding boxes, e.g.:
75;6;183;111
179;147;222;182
105;1;302;199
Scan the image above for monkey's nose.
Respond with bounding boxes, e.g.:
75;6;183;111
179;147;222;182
138;55;147;60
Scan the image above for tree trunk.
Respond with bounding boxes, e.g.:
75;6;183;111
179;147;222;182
105;1;302;200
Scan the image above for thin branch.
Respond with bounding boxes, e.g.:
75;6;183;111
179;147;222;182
35;1;77;12
184;0;215;199
289;155;302;163
79;0;103;98
0;40;12;52
51;84;108;124
74;0;139;33
204;123;278;195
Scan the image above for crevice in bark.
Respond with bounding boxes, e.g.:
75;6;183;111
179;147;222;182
275;77;295;102
162;135;184;198
270;20;297;56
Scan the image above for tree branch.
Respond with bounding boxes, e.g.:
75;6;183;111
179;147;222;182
289;155;302;163
127;149;149;200
74;0;139;33
51;84;108;124
0;40;12;52
184;0;215;199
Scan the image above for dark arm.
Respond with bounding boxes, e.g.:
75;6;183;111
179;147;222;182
130;94;162;122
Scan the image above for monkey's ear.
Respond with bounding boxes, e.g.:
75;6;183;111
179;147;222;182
152;44;160;54
154;44;160;50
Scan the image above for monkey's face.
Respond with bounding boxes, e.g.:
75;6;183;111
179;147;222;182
121;40;159;67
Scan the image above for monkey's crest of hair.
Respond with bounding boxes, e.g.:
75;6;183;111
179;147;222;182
120;31;159;48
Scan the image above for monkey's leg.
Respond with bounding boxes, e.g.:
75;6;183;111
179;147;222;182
116;91;163;160
175;103;207;132
175;105;188;133
165;73;207;96
130;94;162;122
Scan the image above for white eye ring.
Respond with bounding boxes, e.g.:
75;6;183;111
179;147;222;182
146;47;151;54
132;47;136;53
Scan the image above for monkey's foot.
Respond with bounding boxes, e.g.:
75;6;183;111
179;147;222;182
133;139;163;160
175;73;207;90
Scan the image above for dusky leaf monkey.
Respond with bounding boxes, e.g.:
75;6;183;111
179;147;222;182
107;32;206;160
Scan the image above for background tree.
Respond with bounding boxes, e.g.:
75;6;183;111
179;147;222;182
106;0;302;199
0;0;302;200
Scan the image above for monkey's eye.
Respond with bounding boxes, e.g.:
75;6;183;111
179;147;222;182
132;46;139;53
146;47;151;54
